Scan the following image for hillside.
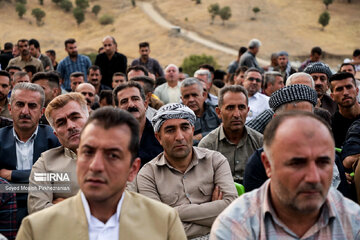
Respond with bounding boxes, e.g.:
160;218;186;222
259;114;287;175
0;0;359;70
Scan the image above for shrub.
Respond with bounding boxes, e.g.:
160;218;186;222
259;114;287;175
52;0;62;5
99;14;114;25
208;3;219;24
15;0;26;4
318;11;330;31
31;7;46;25
15;2;26;18
181;54;219;76
75;0;89;10
73;7;84;25
219;6;231;25
92;4;100;16
60;0;72;12
323;0;333;10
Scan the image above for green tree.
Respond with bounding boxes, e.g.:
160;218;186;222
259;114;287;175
39;0;43;5
99;14;114;25
323;0;333;10
60;0;72;12
92;4;101;16
207;3;219;24
15;3;26;18
31;7;46;25
75;0;89;10
181;54;218;76
318;11;330;31
73;7;84;25
52;0;62;5
219;6;231;25
131;0;135;7
252;7;260;20
15;0;26;4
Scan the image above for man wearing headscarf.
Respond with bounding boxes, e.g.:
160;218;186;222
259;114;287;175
135;103;238;240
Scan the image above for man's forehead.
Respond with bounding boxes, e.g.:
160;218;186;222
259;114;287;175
223;91;247;104
162;118;190;128
311;73;327;77
118;87;141;97
13;89;41;100
247;71;261;78
331;78;355;87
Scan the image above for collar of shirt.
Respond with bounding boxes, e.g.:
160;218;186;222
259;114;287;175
155;147;206;174
80;191;124;239
64;147;77;159
262;179;336;238
219;125;248;147
13;125;39;143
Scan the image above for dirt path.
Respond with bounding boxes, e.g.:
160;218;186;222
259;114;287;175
138;1;269;66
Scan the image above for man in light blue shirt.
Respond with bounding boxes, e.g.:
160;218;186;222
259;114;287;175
57;38;92;92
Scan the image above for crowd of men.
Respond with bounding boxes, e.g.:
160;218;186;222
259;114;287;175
0;36;360;240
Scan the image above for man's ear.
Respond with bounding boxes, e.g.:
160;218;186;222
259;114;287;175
261;151;272;178
155;132;162;145
128;158;141;182
215;107;221;119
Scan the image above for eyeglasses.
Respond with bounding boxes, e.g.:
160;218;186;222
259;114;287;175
247;77;261;83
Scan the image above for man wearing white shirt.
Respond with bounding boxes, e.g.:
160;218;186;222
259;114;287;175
243;68;270;122
17;107;186;240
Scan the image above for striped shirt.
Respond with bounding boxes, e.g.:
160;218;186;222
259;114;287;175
57;55;92;91
210;179;360;240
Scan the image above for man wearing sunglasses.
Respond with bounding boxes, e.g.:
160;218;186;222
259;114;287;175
242;68;270;122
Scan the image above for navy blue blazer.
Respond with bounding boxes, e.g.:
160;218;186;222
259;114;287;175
0;124;60;183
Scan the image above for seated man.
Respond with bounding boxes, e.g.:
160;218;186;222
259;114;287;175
17;107;186;240
180;78;221;145
0;83;60;226
199;85;263;183
113;81;163;167
211;111;360;239
136;103;238;239
28;93;89;214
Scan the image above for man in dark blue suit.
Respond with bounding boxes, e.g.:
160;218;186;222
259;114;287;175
0;82;60;227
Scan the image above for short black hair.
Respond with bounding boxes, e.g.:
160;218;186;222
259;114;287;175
5;66;22;72
130;75;155;94
113;81;146;106
87;65;101;75
340;63;356;73
31;72;60;88
99;90;113;105
29;39;40;49
64;38;76;47
329;72;356;91
139;42;149;48
235;66;248;76
24;65;37;75
46;49;56;57
4;42;13;51
127;65;149;77
239;46;247;56
0;70;11;81
353;49;360;57
70;71;85;78
311;46;322;56
81;107;140;163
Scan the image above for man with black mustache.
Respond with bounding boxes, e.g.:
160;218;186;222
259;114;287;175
0;82;60;226
113;81;162;167
28;93;89;214
198;85;263;183
304;62;337;115
0;70;11;119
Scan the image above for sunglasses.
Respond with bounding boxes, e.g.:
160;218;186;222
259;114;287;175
247;77;261;83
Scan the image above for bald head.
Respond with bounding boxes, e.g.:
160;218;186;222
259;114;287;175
75;83;96;106
286;72;315;88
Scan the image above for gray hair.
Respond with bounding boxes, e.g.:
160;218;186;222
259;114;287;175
10;82;45;108
218;85;249;107
194;69;212;83
165;64;179;73
248;39;261;49
286;72;315;88
181;77;203;94
264;71;282;89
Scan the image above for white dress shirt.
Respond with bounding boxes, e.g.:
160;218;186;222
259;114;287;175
246;92;270;123
14;126;38;170
81;191;124;240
